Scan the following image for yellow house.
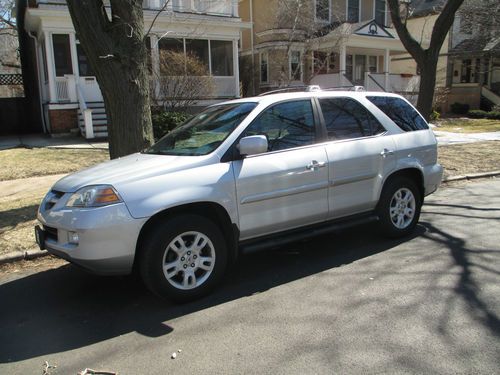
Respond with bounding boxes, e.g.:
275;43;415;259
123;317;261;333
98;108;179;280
239;0;431;99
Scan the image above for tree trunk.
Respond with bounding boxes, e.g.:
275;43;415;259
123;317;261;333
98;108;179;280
66;0;154;159
416;56;438;121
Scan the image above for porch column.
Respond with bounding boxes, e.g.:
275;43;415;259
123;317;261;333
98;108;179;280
44;32;57;103
233;39;240;97
339;44;346;86
384;48;390;91
68;32;79;102
150;34;161;100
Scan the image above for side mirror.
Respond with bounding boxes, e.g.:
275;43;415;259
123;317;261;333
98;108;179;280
238;135;268;156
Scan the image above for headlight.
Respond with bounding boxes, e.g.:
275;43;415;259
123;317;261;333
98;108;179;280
66;185;122;207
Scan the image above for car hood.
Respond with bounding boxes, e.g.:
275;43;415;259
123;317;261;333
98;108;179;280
52;152;211;193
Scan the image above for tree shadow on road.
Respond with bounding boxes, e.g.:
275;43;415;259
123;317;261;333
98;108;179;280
0;224;420;363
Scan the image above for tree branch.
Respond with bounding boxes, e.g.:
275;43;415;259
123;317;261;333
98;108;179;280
387;0;425;64
144;0;170;39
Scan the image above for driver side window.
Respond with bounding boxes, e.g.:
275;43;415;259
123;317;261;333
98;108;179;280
242;100;316;152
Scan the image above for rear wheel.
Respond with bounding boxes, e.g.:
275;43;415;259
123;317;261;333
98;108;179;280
139;214;228;302
377;176;422;238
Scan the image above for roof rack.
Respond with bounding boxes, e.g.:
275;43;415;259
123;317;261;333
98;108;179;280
257;85;365;96
257;85;322;96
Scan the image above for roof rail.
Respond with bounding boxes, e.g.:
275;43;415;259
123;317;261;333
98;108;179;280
257;85;322;96
322;85;365;92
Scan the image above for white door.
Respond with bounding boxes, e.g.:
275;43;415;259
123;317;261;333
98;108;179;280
233;99;329;240
317;97;396;218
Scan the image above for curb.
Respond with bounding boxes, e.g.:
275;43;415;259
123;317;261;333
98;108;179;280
0;249;49;266
442;170;500;183
1;171;499;266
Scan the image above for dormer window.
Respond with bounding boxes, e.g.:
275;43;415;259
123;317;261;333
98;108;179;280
375;0;387;26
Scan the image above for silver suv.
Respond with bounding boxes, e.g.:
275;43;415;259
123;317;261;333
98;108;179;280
36;91;443;301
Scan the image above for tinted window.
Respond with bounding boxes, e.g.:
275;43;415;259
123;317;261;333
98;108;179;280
319;97;385;140
243;100;315;152
367;96;428;131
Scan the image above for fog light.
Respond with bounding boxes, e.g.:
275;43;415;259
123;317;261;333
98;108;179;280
68;231;79;244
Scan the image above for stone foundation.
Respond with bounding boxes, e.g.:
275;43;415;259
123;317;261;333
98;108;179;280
48;109;78;134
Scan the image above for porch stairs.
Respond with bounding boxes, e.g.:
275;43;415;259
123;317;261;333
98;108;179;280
78;102;108;139
481;86;500;107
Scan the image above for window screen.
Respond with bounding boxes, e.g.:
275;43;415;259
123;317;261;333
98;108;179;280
52;34;73;76
211;40;233;76
367;96;428;131
319;97;386;140
243;100;315;152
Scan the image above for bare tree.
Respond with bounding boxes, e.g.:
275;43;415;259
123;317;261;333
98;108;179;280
66;0;154;159
458;0;500;39
387;0;465;120
0;0;15;31
152;50;215;111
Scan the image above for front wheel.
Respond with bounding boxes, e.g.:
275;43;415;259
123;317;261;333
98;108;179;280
139;214;228;302
377;177;422;238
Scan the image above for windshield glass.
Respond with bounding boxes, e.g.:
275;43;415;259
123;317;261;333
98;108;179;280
145;102;258;156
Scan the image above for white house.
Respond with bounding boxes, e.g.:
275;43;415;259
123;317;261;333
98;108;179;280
20;0;249;138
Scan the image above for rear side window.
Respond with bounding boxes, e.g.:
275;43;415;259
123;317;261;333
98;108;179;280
367;96;428;131
319;97;386;140
242;100;315;152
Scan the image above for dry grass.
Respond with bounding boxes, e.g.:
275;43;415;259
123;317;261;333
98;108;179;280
435;118;500;133
438;141;500;179
0;148;109;181
0;187;47;256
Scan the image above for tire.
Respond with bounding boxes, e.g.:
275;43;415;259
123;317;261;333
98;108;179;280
139;214;228;302
377;176;422;238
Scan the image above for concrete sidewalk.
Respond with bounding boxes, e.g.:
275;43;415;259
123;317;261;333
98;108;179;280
433;130;500;145
0;134;108;151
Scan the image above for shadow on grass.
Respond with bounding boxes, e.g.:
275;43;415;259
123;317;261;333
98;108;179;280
0;204;38;231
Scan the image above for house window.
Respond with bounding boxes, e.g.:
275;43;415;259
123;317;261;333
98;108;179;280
368;56;377;73
210;40;233;76
347;0;359;23
313;51;328;75
461;59;472;83
260;52;268;83
290;51;301;81
158;38;185;76
346;54;353;81
76;43;94;77
315;0;330;22
185;39;210;74
41;41;49;82
52;34;73;76
375;0;386;26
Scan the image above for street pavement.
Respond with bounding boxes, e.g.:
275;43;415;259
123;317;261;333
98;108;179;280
0;179;499;374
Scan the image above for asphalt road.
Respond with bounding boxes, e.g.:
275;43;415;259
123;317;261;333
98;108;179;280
1;179;499;374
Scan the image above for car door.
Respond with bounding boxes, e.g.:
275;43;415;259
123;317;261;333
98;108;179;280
232;99;329;240
317;97;397;219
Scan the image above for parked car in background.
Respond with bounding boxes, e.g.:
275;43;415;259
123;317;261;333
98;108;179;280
35;90;443;301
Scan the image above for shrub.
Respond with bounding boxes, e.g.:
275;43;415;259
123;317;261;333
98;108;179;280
152;111;190;140
468;110;488;119
450;102;470;115
430;110;440;121
485;111;500;120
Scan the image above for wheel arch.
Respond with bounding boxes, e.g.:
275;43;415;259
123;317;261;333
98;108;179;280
134;202;239;270
381;168;425;202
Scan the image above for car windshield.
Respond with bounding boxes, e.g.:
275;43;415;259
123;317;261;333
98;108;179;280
145;102;258;156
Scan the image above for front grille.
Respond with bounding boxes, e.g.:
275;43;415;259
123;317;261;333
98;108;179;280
44;190;64;211
43;225;58;242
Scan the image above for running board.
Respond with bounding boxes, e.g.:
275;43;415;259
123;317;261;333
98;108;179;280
239;213;379;254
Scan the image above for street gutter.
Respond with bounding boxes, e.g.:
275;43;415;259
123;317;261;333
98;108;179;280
1;170;500;266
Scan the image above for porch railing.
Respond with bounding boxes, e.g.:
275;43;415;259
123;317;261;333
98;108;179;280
55;77;69;101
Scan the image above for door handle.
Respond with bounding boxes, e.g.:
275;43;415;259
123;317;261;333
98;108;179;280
306;160;327;170
380;148;394;157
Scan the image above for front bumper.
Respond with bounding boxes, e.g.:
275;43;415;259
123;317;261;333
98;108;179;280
37;201;147;275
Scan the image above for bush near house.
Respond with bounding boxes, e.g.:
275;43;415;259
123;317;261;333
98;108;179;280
468;110;500;120
151;111;190;141
450;102;470;115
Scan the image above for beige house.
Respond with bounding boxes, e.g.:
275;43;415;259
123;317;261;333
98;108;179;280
239;0;421;99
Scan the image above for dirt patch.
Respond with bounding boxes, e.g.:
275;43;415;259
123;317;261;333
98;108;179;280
438;141;500;179
0;148;109;181
435;118;500;133
0;256;67;278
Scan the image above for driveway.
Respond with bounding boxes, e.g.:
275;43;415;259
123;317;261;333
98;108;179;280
0;180;499;374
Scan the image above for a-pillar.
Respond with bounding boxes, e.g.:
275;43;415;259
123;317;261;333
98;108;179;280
384;48;390;91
